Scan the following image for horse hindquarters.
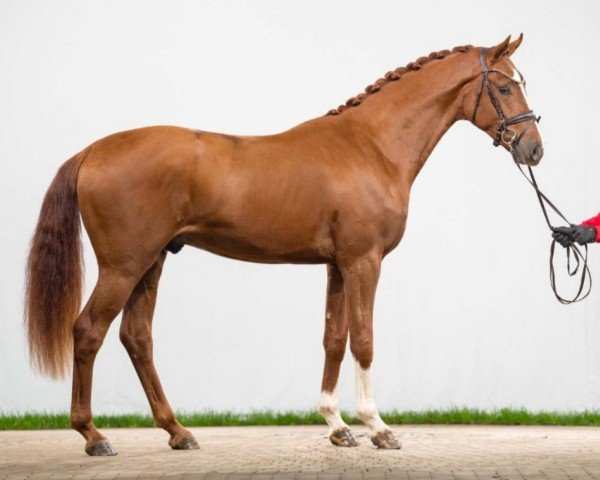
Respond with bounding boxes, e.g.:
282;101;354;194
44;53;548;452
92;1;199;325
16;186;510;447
69;144;184;455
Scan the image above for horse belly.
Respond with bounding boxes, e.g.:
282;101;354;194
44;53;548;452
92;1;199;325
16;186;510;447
181;227;334;264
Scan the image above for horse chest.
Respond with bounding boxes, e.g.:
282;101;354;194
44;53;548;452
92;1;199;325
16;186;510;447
382;209;408;253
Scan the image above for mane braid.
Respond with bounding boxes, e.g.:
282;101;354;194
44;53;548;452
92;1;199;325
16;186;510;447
326;44;474;116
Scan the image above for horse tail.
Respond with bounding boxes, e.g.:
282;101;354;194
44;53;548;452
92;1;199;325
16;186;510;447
25;152;87;379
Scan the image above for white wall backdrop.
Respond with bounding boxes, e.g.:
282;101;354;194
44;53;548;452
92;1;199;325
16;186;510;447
1;0;599;414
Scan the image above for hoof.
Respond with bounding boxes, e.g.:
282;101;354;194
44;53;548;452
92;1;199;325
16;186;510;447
371;430;401;449
329;428;359;447
85;440;117;456
171;433;199;450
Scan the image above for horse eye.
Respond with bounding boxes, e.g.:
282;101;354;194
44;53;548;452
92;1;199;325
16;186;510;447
498;85;511;95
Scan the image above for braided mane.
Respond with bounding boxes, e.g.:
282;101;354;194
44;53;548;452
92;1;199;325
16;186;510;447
326;44;474;116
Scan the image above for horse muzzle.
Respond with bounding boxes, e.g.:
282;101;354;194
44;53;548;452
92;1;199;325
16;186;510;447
512;140;544;166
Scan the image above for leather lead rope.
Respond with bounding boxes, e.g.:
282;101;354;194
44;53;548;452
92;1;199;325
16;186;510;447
513;158;592;304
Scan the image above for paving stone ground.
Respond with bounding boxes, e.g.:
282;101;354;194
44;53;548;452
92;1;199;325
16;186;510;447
2;425;600;479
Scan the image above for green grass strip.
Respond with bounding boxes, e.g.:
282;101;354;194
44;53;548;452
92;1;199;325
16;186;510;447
3;409;600;430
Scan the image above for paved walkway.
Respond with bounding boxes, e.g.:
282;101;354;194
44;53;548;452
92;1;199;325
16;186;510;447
2;425;600;479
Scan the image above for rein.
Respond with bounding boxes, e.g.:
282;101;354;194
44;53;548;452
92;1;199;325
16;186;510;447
473;48;592;304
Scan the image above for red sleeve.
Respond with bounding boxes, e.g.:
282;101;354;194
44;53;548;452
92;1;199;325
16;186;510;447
581;212;600;242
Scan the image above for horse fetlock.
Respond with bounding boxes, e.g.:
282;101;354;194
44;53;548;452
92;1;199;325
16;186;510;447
70;412;93;432
154;413;178;430
356;403;379;423
317;392;339;416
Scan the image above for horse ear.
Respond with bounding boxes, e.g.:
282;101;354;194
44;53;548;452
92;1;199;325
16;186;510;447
506;33;524;56
489;35;512;63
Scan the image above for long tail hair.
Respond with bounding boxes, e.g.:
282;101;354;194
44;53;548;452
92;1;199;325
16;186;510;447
25;153;86;379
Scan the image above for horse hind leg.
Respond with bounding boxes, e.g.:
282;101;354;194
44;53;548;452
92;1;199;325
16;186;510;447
119;251;198;450
318;264;357;447
71;267;144;456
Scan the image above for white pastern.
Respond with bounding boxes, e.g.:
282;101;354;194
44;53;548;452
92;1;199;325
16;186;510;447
318;389;348;435
354;361;390;435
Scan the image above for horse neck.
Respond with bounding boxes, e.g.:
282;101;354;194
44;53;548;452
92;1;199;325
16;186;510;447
344;55;475;187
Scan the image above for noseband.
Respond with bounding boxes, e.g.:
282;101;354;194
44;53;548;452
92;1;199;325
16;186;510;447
471;47;540;152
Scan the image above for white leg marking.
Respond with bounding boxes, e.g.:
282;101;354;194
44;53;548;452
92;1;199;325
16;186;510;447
318;387;348;435
354;360;390;435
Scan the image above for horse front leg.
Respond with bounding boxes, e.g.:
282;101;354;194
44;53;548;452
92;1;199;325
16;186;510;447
340;253;401;450
318;264;357;447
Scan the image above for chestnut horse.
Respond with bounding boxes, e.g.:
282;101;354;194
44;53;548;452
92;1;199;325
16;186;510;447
25;35;543;455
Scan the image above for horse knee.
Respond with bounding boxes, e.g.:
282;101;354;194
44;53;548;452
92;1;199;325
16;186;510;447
350;336;373;368
324;335;346;363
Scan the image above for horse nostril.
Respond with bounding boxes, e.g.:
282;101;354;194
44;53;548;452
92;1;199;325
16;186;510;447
532;143;544;161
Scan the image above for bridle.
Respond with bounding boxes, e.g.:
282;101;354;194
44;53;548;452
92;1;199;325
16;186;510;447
472;47;591;304
471;47;540;150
